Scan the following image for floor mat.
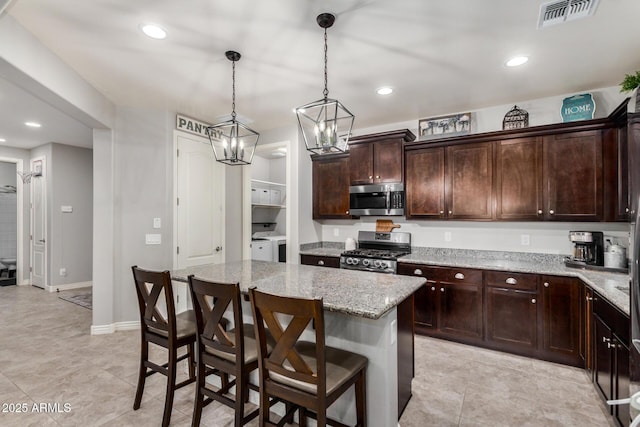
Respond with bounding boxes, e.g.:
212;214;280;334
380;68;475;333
58;291;92;310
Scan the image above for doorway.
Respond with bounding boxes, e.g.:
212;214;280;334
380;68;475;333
0;160;18;285
173;131;225;269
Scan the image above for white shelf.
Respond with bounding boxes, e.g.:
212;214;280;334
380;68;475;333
252;204;286;209
251;179;286;187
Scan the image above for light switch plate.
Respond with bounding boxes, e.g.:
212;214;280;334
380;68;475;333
153;218;161;229
60;205;73;213
145;234;162;245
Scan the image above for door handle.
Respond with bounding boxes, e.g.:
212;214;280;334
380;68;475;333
215;246;222;252
38;239;45;243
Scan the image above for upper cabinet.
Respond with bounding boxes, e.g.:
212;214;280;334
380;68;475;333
543;130;603;221
348;129;415;185
312;153;351;219
405;114;629;222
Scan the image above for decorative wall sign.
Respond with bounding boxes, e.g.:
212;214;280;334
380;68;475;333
502;105;529;130
561;93;596;122
419;113;471;139
175;114;222;140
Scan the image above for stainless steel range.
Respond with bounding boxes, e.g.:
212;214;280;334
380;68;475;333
340;231;411;274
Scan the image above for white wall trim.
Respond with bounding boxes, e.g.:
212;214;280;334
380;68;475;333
46;280;92;293
91;320;140;335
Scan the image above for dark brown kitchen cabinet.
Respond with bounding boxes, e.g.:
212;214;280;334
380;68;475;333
300;254;340;268
484;271;539;355
592;292;630;427
543;130;603;221
311;153;351;219
494;137;543;220
583;287;594;373
541;275;582;366
348;129;415;185
396;263;439;333
405;147;446;219
446;142;493;220
397;263;483;345
603;125;630;221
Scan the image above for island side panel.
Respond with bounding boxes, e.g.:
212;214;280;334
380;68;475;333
397;294;415;417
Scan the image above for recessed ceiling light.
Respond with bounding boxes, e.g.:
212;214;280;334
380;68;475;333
141;24;167;40
506;56;529;67
25;121;41;128
377;87;393;95
0;138;6;142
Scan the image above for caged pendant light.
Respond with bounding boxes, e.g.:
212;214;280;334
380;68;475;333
207;51;259;165
295;13;354;155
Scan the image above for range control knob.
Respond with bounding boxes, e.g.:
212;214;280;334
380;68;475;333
373;260;382;268
362;259;371;267
351;258;359;265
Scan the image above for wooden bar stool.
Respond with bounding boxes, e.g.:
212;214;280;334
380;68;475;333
188;275;263;426
249;287;368;427
131;266;197;427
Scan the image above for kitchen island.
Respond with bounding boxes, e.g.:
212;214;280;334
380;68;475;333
172;260;426;426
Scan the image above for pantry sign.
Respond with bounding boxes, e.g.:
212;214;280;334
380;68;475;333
561;93;595;122
176;114;223;141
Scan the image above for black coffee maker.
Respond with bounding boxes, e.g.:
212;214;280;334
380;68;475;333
569;231;604;266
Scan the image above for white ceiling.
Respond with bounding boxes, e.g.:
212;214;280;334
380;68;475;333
2;0;640;149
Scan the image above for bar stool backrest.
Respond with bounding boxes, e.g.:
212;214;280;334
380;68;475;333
132;266;177;339
249;287;326;397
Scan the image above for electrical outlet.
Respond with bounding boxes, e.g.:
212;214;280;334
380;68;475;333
521;234;531;246
444;231;452;242
153;217;161;229
59;268;67;277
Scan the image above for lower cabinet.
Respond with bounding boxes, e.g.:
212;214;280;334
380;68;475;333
300;254;340;268
484;271;538;355
397;264;483;345
593;292;630;427
398;263;583;366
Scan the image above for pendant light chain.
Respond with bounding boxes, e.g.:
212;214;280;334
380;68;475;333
231;59;237;121
323;27;329;100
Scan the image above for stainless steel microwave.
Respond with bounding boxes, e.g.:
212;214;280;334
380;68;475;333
349;183;405;216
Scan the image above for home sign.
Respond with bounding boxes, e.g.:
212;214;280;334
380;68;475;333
561;93;595;122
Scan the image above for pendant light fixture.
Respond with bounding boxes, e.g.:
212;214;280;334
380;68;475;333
207;50;259;165
295;13;354;155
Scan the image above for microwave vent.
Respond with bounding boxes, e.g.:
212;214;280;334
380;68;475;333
537;0;599;28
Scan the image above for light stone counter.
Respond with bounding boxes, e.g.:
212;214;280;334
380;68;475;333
299;245;631;315
172;260;425;427
172;260;425;319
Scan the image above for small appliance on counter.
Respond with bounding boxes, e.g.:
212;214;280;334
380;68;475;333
604;238;628;270
564;231;628;273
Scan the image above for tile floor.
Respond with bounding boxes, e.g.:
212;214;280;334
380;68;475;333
0;285;615;426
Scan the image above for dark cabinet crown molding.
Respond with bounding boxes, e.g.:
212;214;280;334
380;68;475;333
349;129;416;145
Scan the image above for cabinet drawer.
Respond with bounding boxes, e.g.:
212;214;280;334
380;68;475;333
439;267;482;284
397;263;439;281
484;271;538;291
300;254;340;268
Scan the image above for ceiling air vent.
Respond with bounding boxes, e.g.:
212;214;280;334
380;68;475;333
538;0;600;28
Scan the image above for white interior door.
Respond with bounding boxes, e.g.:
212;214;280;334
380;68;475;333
30;157;46;288
175;133;225;269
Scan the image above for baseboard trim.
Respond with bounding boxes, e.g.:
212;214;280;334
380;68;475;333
91;321;140;335
47;281;93;293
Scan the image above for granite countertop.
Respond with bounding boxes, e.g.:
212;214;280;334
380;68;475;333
299;245;631;315
172;260;425;320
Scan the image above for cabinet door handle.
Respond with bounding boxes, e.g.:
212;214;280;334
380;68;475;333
626;207;630;213
531;298;536;304
543;282;549;288
454;272;465;280
318;260;325;266
414;269;423;275
448;210;453;215
607;342;618;349
505;278;517;285
440;287;445;292
431;286;436;291
369;176;373;179
346;210;349;214
439;210;444;214
586;295;593;301
602;336;611;343
549;210;555;215
376;175;381;179
537;209;543;215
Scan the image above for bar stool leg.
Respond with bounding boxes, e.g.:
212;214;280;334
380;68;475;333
355;369;367;427
162;346;177;427
133;339;148;410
